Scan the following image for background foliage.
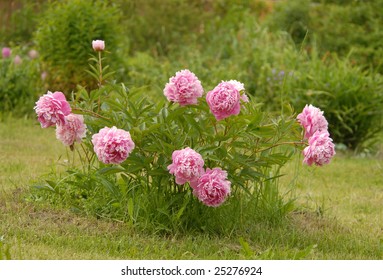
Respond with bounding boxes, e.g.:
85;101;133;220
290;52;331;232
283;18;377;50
0;46;42;117
2;1;383;144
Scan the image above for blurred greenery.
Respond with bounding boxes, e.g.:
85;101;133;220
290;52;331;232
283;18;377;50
0;46;42;117
1;0;382;150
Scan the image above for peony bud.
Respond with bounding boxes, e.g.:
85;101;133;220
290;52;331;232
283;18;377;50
92;40;105;52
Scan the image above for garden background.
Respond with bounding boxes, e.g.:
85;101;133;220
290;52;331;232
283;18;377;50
1;0;382;259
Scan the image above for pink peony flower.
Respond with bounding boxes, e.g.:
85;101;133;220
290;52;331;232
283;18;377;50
92;40;105;52
228;79;249;102
163;69;204;106
13;55;22;65
167;147;205;185
34;91;72;128
92;126;135;164
206;80;248;121
303;130;336;166
56;114;87;146
297;104;328;139
2;47;11;58
28;49;39;59
192;167;231;207
41;71;48;81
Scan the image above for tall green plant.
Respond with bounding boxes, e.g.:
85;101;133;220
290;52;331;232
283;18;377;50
33;0;124;92
32;42;335;233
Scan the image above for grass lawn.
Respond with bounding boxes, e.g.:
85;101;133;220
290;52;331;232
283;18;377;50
1;118;382;259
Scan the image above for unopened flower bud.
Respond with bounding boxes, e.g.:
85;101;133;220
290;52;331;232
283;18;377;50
92;40;105;52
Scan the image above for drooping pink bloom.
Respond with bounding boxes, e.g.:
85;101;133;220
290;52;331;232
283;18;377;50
34;91;72;128
92;126;135;164
56;114;87;146
2;47;11;58
163;69;204;106
206;80;248;121
297;104;328;139
92;40;105;52
191;167;231;207
303;130;336;166
167;147;205;185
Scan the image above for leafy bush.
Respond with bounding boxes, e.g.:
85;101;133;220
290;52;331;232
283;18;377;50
33;0;125;92
31;43;329;234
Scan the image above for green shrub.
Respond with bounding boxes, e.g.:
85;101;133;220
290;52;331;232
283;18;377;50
34;0;125;93
32;46;308;234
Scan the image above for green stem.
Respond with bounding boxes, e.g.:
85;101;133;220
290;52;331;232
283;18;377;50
72;107;110;120
257;140;307;153
98;51;103;87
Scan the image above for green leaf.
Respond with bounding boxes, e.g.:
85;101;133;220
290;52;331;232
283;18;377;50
97;166;125;175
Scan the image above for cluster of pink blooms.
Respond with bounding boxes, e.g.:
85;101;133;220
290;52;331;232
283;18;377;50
34;89;135;163
163;71;250;206
35;40;136;166
2;47;38;64
92;126;135;165
34;91;72;128
167;147;205;185
33;39;338;213
168;147;231;207
297;104;335;166
163;70;249;121
34;91;87;147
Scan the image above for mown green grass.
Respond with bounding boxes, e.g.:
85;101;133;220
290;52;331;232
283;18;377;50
1;118;382;259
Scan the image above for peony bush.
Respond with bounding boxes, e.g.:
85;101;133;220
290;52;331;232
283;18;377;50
33;40;335;232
